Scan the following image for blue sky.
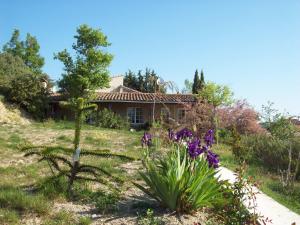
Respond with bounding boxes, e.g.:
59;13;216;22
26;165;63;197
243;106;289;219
1;1;300;115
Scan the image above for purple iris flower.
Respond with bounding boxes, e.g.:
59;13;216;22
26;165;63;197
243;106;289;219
175;128;194;141
204;129;214;147
187;138;202;158
141;132;152;147
206;150;219;168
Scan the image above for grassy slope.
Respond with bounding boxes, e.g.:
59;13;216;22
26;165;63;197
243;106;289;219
0;121;143;224
213;144;300;215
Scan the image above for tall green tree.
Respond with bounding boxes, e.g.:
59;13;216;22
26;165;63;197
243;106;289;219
192;70;200;94
55;24;113;99
199;81;234;143
199;69;205;91
2;29;24;57
192;69;205;94
3;29;44;74
124;70;138;90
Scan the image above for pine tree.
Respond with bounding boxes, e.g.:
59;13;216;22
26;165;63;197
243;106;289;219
192;69;200;94
199;69;205;91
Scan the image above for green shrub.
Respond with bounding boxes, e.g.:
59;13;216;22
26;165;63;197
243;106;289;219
218;128;233;144
94;191;120;213
78;216;92;225
93;108;129;129
137;208;165;225
238;134;300;174
134;146;221;213
8;73;51;119
0;186;49;215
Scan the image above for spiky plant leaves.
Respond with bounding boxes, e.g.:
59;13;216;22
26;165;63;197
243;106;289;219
134;145;222;213
22;144;134;197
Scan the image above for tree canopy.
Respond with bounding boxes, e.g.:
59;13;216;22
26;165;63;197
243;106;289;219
55;24;113;99
199;81;233;109
123;68;166;93
0;52;31;94
192;69;205;94
3;29;44;74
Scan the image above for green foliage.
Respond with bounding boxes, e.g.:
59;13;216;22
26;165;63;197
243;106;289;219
55;24;113;99
93;108;129;129
0;50;51;119
22;145;132;197
230;127;246;162
0;208;19;225
198;82;234;143
43;211;91;225
3;29;45;74
235;134;300;178
94;191;120;213
137;208;165;225
8;73;51;119
23;97;133;197
0;186;49;215
124;68;166;93
192;69;205;94
38;176;69;200
0;52;31;94
78;217;92;225
134;146;221;213
261;102;296;140
199;81;233;108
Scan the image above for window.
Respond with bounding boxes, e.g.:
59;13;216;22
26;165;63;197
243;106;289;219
177;109;186;121
161;107;170;120
127;107;144;124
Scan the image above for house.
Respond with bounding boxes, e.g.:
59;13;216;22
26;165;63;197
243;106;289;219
50;76;196;127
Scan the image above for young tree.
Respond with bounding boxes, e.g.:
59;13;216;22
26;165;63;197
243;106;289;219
55;24;113;99
3;29;44;74
199;81;234;143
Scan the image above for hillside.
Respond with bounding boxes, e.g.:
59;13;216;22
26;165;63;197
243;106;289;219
0;98;30;125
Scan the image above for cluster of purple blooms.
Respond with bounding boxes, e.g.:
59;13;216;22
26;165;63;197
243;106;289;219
169;128;219;168
141;132;152;147
142;128;219;168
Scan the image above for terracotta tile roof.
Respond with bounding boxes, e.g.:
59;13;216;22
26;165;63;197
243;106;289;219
92;92;196;103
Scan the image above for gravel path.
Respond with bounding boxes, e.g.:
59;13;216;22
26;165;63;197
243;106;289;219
217;166;300;225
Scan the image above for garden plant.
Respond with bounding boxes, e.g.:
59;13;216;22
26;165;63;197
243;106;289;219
135;128;222;213
22;98;133;197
